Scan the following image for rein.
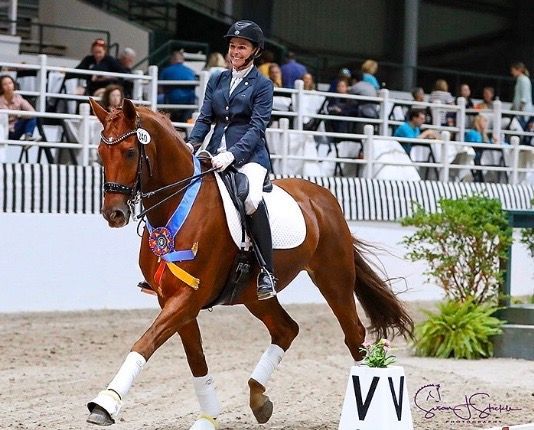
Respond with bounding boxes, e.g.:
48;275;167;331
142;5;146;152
101;114;217;220
136;165;217;219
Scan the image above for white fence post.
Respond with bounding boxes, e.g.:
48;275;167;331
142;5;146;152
439;131;451;182
294;79;304;130
132;69;144;101
510;135;520;185
9;0;17;36
379;88;389;136
493;99;502;143
456;96;466;142
280;118;290;175
79;103;91;166
148;65;158;111
363;124;375;179
37;54;47;112
197;71;210;112
432;100;441;128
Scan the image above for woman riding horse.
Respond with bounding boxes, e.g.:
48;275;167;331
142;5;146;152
85;20;413;430
187;20;276;301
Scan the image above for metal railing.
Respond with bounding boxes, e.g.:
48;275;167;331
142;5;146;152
266;120;533;184
0;55;533;184
0;19;111;55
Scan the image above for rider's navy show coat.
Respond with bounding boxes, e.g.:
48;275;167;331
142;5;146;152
188;67;274;170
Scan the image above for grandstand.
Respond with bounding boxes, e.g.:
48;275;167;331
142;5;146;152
0;0;532;180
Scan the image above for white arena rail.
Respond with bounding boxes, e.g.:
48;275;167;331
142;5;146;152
0;55;533;183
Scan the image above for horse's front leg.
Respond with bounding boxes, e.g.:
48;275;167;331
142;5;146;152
86;295;196;426
178;319;220;430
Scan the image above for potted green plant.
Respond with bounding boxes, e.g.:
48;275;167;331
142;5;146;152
401;195;511;359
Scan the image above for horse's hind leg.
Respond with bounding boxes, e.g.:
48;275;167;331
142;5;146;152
178;319;221;430
245;299;299;424
307;249;366;362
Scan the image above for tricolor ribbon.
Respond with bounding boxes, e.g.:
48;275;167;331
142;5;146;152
146;156;202;290
153;243;200;289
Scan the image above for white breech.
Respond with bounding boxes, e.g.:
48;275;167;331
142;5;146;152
250;344;285;387
237;162;267;215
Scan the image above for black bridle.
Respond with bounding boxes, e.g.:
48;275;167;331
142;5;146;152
101;114;217;220
101;115;151;209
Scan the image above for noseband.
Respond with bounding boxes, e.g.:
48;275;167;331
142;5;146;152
101;114;152;208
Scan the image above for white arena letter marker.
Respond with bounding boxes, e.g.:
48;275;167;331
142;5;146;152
339;365;413;430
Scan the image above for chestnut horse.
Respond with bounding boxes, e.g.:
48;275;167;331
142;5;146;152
86;98;413;428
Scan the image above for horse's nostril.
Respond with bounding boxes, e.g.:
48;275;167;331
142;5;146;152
110;209;125;222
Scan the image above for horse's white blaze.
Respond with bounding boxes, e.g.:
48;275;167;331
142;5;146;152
192;374;220;417
250;344;285;387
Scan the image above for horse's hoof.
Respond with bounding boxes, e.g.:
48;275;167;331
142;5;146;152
252;398;273;424
189;416;218;430
87;404;114;426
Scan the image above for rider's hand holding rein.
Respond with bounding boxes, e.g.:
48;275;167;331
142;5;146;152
212;151;235;171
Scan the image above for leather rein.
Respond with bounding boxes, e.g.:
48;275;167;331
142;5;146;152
100;114;216;220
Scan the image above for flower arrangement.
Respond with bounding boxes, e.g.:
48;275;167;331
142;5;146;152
359;339;396;368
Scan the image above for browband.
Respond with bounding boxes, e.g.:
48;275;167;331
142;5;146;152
100;129;138;145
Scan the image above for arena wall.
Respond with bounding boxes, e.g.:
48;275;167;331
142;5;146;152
1;163;532;312
0;213;532;313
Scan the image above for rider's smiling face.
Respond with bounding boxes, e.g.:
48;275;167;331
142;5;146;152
228;37;255;71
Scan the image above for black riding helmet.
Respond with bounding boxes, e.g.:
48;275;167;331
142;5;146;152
223;20;264;50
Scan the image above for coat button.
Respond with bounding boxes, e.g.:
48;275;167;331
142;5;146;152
245;82;249;86
225;106;229;110
225;116;229;121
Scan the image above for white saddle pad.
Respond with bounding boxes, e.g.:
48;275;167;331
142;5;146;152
214;174;306;249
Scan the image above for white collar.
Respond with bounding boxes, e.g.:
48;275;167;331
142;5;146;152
232;63;254;79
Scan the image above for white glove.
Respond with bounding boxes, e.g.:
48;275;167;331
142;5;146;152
185;142;195;153
211;151;235;171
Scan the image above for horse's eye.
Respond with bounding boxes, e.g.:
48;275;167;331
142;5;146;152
125;148;137;160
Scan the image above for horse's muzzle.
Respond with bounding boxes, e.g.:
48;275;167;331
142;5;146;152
102;206;130;228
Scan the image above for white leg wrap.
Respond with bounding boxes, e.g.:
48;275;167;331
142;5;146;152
88;389;122;419
354;359;364;366
107;351;146;399
250;344;284;388
192;374;221;418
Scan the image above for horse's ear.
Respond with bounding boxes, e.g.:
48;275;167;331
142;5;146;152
122;98;137;122
89;98;108;124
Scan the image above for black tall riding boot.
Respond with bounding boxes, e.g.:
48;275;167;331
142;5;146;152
247;200;276;300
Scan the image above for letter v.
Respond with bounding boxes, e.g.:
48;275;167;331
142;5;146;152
352;376;379;420
388;376;405;420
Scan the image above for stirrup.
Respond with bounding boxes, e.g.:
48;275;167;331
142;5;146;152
256;270;276;301
137;281;156;296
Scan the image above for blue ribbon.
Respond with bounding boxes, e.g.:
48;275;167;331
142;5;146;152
146;156;202;263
